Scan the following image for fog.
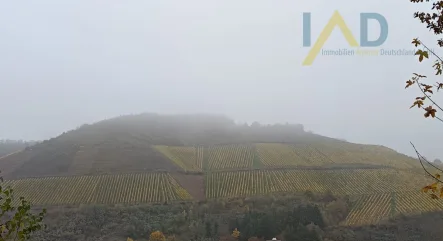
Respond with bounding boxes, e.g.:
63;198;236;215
0;0;442;159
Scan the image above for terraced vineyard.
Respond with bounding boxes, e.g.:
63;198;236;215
153;146;202;172
207;145;254;170
205;170;279;198
395;191;443;215
205;169;430;199
1;141;435;227
313;142;421;169
292;144;333;166
152;143;423;172
345;191;443;226
3;173;192;205
345;193;393;226
305;143;355;164
254;143;416;168
255;143;305;167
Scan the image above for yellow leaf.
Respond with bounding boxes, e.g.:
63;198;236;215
430;193;439;199
415;50;429;62
436;173;441;179
127;238;134;241
412;38;421;47
422;186;431;193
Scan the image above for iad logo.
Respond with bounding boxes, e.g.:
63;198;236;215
302;11;388;65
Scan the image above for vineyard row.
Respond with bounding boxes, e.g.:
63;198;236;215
3;173;192;206
204;169;430;199
344;191;443;226
153;143;421;172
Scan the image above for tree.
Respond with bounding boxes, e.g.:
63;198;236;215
435;158;442;164
232;228;240;239
405;0;443;199
0;174;46;241
149;231;166;241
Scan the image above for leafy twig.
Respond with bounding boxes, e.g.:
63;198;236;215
415;79;443;113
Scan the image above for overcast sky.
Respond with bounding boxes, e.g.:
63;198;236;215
1;0;442;159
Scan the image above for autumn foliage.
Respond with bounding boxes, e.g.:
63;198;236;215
149;231;166;241
406;0;443;199
232;228;240;239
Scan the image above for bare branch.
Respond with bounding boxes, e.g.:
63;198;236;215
413;142;443;173
410;142;443;184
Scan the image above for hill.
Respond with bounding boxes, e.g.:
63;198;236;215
0;113;437;227
0;113;420;179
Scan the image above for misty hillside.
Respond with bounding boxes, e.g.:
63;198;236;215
0;113;420;179
54;113;309;146
0;140;38;157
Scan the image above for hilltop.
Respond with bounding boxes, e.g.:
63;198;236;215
0;113;420;179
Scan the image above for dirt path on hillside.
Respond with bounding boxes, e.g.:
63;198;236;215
171;173;205;201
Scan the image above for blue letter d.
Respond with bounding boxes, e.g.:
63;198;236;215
360;13;388;47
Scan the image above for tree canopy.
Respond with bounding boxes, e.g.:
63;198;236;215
0;172;46;241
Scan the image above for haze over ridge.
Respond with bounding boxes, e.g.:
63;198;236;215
1;0;442;159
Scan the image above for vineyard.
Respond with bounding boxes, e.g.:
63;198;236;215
1;141;436;227
314;142;421;169
255;143;335;167
207;145;255;170
344;193;393;226
2;167;440;226
153;146;203;172
205;170;279;198
345;191;443;226
205;169;431;199
3;173;192;205
154;143;422;171
255;143;308;167
292;144;333;165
